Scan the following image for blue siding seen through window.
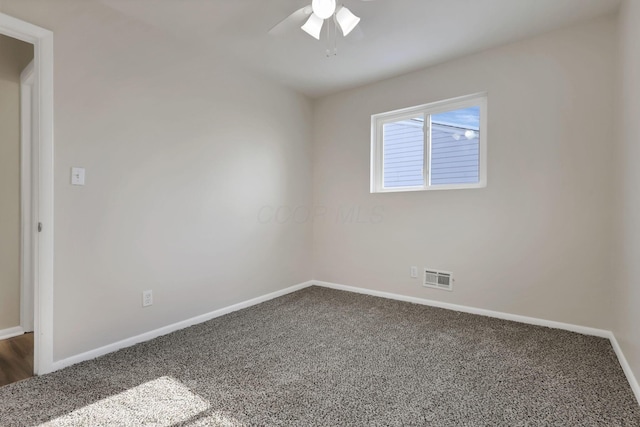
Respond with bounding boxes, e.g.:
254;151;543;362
383;117;424;188
382;107;480;188
431;107;480;185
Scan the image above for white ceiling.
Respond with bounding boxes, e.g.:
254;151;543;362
99;0;621;98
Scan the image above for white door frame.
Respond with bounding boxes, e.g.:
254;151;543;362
0;12;54;375
20;59;35;334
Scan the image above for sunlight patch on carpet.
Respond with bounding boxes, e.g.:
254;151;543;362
38;376;220;426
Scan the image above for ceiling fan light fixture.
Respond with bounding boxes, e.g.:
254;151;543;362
312;0;337;20
302;13;324;40
336;6;360;36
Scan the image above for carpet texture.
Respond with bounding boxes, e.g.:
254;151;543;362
0;286;638;426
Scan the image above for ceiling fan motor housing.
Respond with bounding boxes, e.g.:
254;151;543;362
312;0;337;19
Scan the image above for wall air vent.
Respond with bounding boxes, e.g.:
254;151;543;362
423;269;453;291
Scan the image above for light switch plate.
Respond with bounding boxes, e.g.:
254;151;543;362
71;167;85;185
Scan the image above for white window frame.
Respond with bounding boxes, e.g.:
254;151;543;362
370;93;487;193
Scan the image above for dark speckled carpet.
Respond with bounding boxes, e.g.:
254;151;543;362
0;286;638;426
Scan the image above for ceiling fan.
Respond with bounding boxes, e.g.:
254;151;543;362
270;0;369;41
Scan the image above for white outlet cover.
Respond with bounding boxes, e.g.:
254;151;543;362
410;266;418;278
142;290;153;307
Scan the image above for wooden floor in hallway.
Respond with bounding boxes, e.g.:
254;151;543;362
0;333;33;387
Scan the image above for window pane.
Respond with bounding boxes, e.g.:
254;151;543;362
383;117;424;188
430;106;480;186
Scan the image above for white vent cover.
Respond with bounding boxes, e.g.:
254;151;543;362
423;269;453;291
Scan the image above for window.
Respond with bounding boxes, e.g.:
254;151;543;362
371;93;487;193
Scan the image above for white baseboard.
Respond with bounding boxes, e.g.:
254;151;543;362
47;278;640;407
313;280;639;406
52;281;314;371
608;333;640;405
313;281;610;337
0;326;25;341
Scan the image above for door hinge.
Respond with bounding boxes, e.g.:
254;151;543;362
38;222;42;232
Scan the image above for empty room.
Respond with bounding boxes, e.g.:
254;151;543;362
0;0;639;425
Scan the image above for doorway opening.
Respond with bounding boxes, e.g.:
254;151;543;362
0;12;54;378
0;33;33;387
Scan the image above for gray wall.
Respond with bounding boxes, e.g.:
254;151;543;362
0;1;313;361
313;16;617;329
613;0;640;394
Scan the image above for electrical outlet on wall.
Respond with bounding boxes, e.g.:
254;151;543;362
410;266;418;278
142;290;153;307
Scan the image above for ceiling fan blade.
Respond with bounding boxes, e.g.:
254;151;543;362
268;6;313;36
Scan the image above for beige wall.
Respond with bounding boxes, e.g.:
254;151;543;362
0;34;33;331
0;1;313;360
313;17;617;329
613;0;640;387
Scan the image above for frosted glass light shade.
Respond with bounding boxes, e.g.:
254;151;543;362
336;6;360;36
311;0;336;20
302;13;324;40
